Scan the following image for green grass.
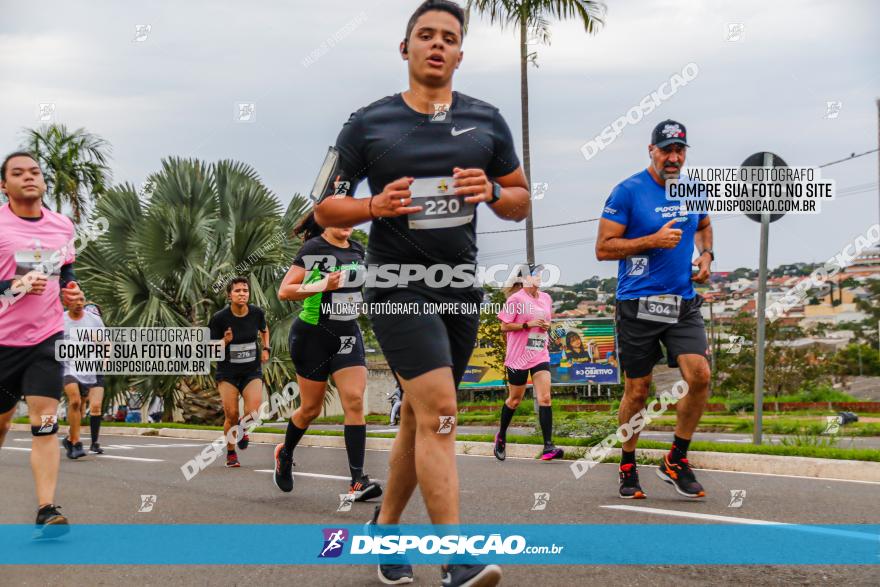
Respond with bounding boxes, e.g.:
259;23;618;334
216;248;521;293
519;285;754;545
764;390;860;403
312;415;388;425
12;418;230;430
457;397;613;407
447;433;880;462
268;429;879;463
647;415;880;437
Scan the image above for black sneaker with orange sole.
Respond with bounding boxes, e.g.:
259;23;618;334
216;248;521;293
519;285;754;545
656;454;705;498
618;463;646;499
225;451;240;468
350;475;383;502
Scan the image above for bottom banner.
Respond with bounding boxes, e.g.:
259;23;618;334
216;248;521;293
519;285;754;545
1;524;877;565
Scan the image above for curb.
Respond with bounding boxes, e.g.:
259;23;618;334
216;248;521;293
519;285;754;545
11;423;880;482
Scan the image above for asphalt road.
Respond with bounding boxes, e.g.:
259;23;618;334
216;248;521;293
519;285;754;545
2;430;878;586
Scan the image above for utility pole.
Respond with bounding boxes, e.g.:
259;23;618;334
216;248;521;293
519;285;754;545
520;20;535;265
708;299;716;374
752;152;774;445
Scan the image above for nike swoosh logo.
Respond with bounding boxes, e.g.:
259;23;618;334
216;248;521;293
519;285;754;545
450;126;476;136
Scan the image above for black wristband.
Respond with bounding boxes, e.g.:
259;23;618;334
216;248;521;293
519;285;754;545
59;263;76;289
489;181;502;204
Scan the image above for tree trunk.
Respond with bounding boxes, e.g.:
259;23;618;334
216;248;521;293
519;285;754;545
520;20;535;265
178;377;224;425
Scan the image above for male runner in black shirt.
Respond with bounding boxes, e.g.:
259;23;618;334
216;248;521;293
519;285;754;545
315;2;529;585
208;277;270;468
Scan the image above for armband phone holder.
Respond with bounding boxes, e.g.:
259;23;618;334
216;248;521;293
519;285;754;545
310;146;340;204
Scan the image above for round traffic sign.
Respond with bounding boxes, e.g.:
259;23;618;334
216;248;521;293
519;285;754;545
742;151;788;223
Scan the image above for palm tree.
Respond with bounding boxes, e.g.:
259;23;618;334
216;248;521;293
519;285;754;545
77;157;311;423
21;124;112;223
467;0;605;264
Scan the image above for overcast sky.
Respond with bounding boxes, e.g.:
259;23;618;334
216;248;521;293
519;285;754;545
2;0;878;284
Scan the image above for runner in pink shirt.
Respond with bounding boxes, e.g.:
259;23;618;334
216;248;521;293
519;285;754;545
0;152;85;538
494;265;563;462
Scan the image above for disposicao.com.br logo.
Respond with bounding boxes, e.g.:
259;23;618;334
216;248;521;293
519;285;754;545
318;528;349;558
322;529;563;557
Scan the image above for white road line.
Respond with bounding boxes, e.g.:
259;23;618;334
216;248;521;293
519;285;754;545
295;445;537;462
601;505;878;542
695;466;880;485
254;469;384;483
1;446;162;462
95;454;164;462
102;443;207;450
602;504;785;525
12;439;205;449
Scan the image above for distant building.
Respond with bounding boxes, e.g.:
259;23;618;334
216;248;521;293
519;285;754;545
772;336;851;353
844;247;880;276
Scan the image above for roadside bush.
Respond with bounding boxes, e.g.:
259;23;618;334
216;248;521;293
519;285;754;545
779;428;840;448
726;397;754;413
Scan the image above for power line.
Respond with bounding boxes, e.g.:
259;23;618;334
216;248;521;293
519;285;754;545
476;182;878;260
477;177;878;236
818;148;879;168
477;217;598;235
480;236;597;261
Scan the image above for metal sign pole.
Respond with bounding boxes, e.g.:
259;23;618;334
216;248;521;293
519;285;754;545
752;152;773;445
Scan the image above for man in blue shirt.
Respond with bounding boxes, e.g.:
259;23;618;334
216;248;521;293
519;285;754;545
596;120;713;500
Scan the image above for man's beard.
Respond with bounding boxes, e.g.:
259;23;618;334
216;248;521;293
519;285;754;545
655;162;681;181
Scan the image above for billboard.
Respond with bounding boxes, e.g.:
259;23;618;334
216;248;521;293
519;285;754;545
460;317;619;389
460;347;506;388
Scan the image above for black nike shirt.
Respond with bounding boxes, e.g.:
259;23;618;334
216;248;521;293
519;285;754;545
325;92;520;296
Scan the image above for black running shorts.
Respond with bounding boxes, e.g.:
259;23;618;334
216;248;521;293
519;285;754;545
0;332;64;414
289;319;365;382
366;289;481;385
506;362;550;386
615;295;709;379
63;375;96;396
215;369;263;393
